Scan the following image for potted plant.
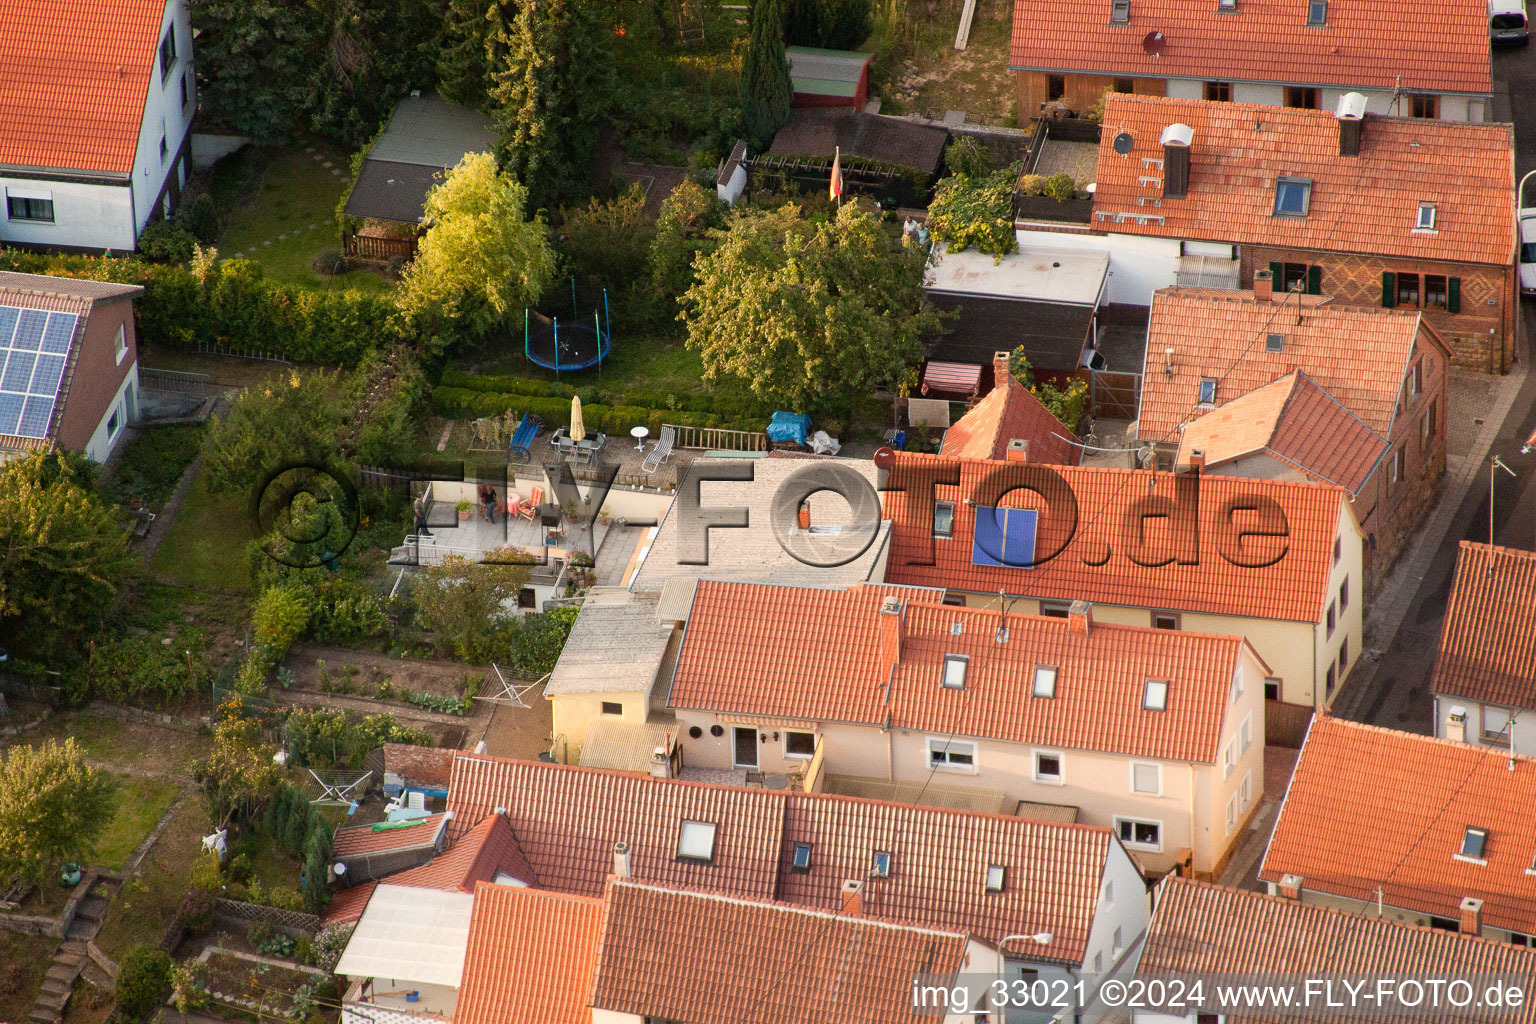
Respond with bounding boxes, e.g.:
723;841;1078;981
598;506;612;527
456;500;473;521
561;498;584;530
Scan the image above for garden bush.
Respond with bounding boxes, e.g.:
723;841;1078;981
116;945;173;1019
279;707;430;768
927;164;1021;256
307;578;390;643
944;136;994;178
431;386;762;436
137;221;198;265
184;194;220;244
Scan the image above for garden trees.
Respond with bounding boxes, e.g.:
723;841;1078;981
492;0;615;214
739;0;792;149
397;153;556;344
412;555;530;661
783;0;871;51
193;718;285;825
681;202;940;416
437;0;514;108
648;179;725;310
0;739;116;881
202;370;343;493
559;184;655;291
0;452;132;660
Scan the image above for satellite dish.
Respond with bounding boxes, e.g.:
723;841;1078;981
1142;30;1167;55
1112;132;1134;155
873;446;896;469
333;862;348;876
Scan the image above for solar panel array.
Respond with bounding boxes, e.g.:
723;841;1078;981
0;306;77;438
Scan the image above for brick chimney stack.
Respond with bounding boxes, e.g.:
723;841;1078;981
1254;269;1273;303
1187;449;1206;473
1459;896;1484;935
613;841;632;879
1005;438;1030;462
798;501;811;530
1067;600;1092;636
994;351;1012;389
879;596;903;674
841;879;864;917
1278;874;1303;900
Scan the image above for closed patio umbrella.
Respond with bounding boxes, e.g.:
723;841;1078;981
570;395;586;442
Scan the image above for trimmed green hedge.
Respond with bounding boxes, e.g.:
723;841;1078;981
431;386;762;436
437;370;771;421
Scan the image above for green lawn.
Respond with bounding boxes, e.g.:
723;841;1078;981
149;472;257;590
0;932;55;1022
95;775;183;870
468;331;725;402
216;144;391;294
95;799;207;960
23;713;212;778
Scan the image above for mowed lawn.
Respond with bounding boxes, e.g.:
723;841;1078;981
216;144;391;294
149;472;256;591
95;775;183;870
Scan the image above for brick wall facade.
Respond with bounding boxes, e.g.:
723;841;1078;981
1241;245;1516;374
1016;71;1164;121
54;297;135;452
384;742;455;787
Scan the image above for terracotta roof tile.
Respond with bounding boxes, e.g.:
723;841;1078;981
940;375;1079;465
1143;876;1536;1022
456;883;603;1024
591;881;968;1024
320;881;375;927
670;580;1249;763
1430;542;1536;710
1142;289;1431;440
1259;716;1536;935
1092;96;1515;265
387;813;536;892
1010;0;1490;94
332;814;447;858
1174;371;1389;494
880;453;1345;622
0;0;169;173
444;754;1115;964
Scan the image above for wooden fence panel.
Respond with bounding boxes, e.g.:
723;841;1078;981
344;234;416;263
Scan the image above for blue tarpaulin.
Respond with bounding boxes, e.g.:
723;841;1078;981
767;411;812;444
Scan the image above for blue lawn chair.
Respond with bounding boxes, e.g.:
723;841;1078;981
509;413;542;463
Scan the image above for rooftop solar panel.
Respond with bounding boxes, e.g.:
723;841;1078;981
0;306;77;438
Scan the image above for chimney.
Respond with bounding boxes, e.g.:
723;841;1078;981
993;350;1012;389
879;596;903;671
1278;873;1304;900
841;878;864;917
1005;438;1030;463
798;501;811;530
1459;896;1483;935
1335;92;1367;157
1186;448;1205;474
1067;600;1092;636
1446;705;1468;743
1160;123;1193;199
613;841;632;879
1253;268;1273;303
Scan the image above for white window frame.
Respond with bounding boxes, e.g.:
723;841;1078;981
1112;925;1124;957
1222;741;1236;779
677;820;717;862
927;736;978;774
1241;769;1253;810
1032;748;1065;785
1129;760;1163;796
113;324;127;365
1482;706;1511;745
1197;378;1217;405
1032;664;1057;699
1230;670;1243;704
1103;879;1114;906
1225;793;1239;834
106;402;123;441
985;864;1006;892
1143;678;1169;711
783;729;816;760
942;654;968;690
1416;202;1437;231
933;500;955;539
1239;713;1253;754
1455;826;1489;864
1115;815;1163;852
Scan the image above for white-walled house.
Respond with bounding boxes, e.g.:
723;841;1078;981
0;0;196;252
1431;542;1536;757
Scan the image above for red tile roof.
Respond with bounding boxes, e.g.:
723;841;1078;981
1143;876;1536;1022
591;880;969;1024
1430;542;1536;711
443;754;1117;964
1174;372;1389;494
320;881;376;927
0;0;168;174
387;813;536;892
456;883;604;1024
1260;716;1536;936
670;580;1251;763
332;814;447;858
1141;289;1436;440
1091;97;1515;266
1009;0;1490;94
940;375;1078;465
879;453;1346;623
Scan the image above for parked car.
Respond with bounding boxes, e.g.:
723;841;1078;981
1490;0;1529;44
1521;209;1536;295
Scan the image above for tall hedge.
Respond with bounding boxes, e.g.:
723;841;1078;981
0;249;411;367
431;386;763;436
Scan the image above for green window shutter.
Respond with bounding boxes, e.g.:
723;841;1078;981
1268;261;1283;288
1447;276;1461;313
1306;265;1322;295
1381;271;1396;307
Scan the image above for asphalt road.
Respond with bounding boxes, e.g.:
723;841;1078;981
1338;49;1536;730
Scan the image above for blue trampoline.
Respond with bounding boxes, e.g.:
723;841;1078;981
524;278;611;373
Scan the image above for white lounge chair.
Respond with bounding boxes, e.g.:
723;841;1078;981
641;425;675;473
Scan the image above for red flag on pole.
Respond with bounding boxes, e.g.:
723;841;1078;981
830;146;843;202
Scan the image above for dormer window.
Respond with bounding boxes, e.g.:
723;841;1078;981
1459;827;1489;862
1143;678;1169;711
1033;664;1057;698
1110;0;1130;22
678;820;717;862
1416;203;1437;230
1274;177;1313;217
942;654;968;689
1306;0;1327;24
985;865;1007;892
